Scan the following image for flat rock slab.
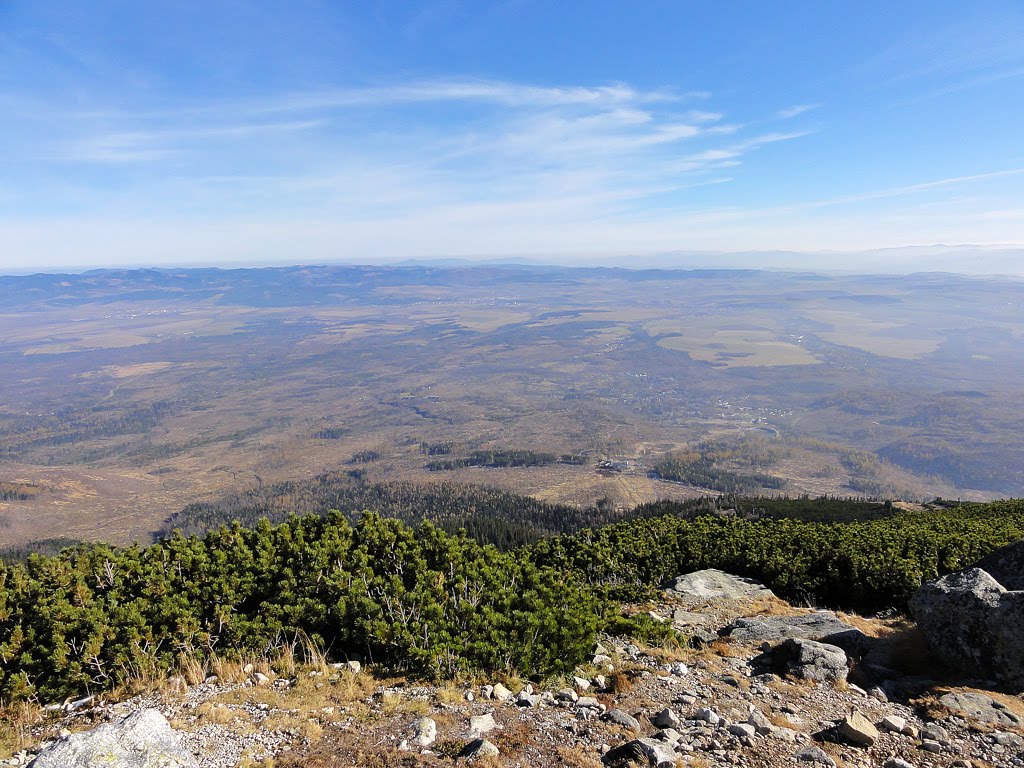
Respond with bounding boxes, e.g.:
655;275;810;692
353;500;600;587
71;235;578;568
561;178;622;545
724;611;868;653
940;691;1022;727
665;569;775;601
30;709;199;768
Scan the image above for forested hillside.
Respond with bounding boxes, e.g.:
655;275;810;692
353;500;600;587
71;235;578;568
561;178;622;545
2;497;1024;703
160;473;643;549
158;473;897;549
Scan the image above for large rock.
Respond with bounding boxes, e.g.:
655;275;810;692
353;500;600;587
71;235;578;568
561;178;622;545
665;569;775;601
939;691;1022;727
754;637;848;683
910;567;1024;689
30;709;199;768
724;612;867;654
602;738;678;768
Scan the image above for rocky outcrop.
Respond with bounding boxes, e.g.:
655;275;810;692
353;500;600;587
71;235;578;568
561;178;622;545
723;612;867;654
910;567;1024;689
30;709;198;768
939;691;1022;727
665;569;775;601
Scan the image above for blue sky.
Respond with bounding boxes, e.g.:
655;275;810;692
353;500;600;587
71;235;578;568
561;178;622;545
1;1;1023;272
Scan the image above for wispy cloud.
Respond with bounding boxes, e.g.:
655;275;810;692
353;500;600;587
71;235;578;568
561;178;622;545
248;79;685;114
12;75;1019;267
776;103;821;119
66;120;322;163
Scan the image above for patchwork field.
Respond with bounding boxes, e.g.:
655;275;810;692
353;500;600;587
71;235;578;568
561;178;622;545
1;265;1022;547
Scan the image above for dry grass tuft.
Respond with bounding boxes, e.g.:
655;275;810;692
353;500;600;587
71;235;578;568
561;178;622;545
607;671;634;694
379;692;430;718
707;638;746;658
0;702;44;759
555;744;603;767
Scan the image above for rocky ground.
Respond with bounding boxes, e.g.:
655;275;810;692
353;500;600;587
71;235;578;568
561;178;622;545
12;569;1024;768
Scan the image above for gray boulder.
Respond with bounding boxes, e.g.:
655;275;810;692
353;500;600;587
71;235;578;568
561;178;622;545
665;569;774;601
755;638;848;683
910;567;1024;689
794;746;837;767
461;738;500;758
723;612;867;654
604;709;642;731
602;738;678;768
939;691;1021;727
30;709;198;768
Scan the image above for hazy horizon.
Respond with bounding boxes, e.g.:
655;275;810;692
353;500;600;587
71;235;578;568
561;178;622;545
2;244;1024;280
2;2;1023;273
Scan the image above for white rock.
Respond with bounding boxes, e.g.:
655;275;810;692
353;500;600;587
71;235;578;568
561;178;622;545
652;708;680;729
728;722;756;738
411;716;437;747
491;682;512;701
469;714;497;737
695;707;720;726
464;738;499;758
30;710;199;768
880;715;907;733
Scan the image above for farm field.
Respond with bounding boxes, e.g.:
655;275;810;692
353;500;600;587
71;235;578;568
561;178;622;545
1;265;1022;547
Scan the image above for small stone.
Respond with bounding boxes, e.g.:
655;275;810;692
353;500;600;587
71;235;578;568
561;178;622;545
728;723;756;738
993;731;1024;748
652;708;680;729
922;723;950;744
411;716;436;747
836;710;878;748
593;674;606;688
883;759;915;768
602;738;678;768
695;707;720;726
252;672;270;686
464;690;474;702
654;728;682;743
469;714;497;736
747;709;772;734
920;738;942;753
463;738;500;758
556;688;578;702
491;683;512;702
573;676;591;691
605;709;641;731
515;690;540;707
794;745;837;767
880;715;907;733
868;685;889;702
